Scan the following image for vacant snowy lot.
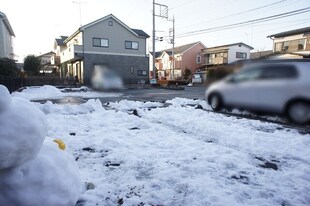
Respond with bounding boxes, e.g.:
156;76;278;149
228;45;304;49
13;86;310;206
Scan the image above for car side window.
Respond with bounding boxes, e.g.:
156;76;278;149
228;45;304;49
260;65;298;79
232;67;262;83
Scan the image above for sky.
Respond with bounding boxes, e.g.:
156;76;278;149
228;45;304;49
1;0;309;62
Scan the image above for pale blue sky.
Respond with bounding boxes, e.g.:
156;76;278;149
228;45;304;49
1;0;309;62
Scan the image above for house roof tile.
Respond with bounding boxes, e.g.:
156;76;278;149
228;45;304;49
268;26;310;38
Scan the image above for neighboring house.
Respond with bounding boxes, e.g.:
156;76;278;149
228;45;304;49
200;42;253;67
51;36;68;74
267;26;310;58
153;42;206;80
37;51;56;74
59;14;150;84
0;11;15;59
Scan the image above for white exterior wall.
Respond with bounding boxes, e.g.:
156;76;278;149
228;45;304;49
60;45;83;63
0;19;13;58
227;45;251;63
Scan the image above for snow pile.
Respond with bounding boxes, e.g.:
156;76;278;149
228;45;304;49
12;85;122;101
0;85;81;206
108;99;163;111
37;98;310;206
0;85;47;169
0;140;81;206
35;99;103;115
166;97;209;109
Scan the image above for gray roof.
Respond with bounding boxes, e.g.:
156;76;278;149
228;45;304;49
0;11;15;36
156;42;204;57
131;29;150;38
268;26;310;38
205;42;254;50
64;14;149;43
55;36;68;46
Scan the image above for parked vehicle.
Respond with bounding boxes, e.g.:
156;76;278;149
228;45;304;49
205;59;310;124
192;74;202;84
91;66;123;90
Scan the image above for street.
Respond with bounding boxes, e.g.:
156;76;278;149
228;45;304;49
97;86;207;103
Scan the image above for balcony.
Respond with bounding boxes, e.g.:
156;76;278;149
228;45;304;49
60;45;83;63
206;57;228;65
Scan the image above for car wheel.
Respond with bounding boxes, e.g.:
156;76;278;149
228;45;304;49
287;101;310;124
209;93;222;111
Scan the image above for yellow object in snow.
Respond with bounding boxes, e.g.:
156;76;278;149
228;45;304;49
53;139;66;150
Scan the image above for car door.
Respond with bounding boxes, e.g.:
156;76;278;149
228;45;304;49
254;64;299;112
221;66;262;109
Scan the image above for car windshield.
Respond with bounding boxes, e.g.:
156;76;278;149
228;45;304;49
231;67;262;82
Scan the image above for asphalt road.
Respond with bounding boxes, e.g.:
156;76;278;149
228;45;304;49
97;86;207;103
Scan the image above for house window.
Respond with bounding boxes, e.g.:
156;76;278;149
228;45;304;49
93;38;109;47
130;66;134;74
298;39;306;50
275;39;306;52
138;70;147;76
109;21;113;26
236;52;247;59
125;41;139;50
196;55;201;63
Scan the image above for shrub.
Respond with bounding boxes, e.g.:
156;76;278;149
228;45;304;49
207;66;233;80
24;55;41;76
0;58;19;76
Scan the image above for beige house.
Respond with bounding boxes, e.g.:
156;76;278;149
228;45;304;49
0;11;15;59
267;26;310;58
200;43;253;67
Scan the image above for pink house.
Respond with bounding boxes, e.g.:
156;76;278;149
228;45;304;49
155;42;206;80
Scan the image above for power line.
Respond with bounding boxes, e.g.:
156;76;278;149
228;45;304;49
177;0;291;31
175;7;310;38
169;0;199;10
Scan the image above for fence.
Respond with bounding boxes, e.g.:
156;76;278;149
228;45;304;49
0;76;76;93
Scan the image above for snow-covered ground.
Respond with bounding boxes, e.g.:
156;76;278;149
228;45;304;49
31;97;310;206
12;85;122;101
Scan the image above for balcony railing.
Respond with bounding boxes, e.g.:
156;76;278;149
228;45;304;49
60;45;83;63
207;57;228;65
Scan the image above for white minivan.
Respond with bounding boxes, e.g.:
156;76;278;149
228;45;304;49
205;60;310;124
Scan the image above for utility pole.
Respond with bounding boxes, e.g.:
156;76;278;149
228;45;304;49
73;1;86;26
152;0;156;82
152;1;168;83
171;15;175;80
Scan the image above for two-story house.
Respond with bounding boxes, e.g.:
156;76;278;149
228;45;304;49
200;42;253;67
0;11;15;59
267;26;310;58
154;42;206;80
59;14;149;84
51;36;68;75
37;51;56;74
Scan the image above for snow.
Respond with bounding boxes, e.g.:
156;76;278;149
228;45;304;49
36;98;310;206
0;139;81;206
0;86;47;169
12;85;122;101
0;85;81;206
166;97;209;109
108;100;164;111
0;85;12;112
